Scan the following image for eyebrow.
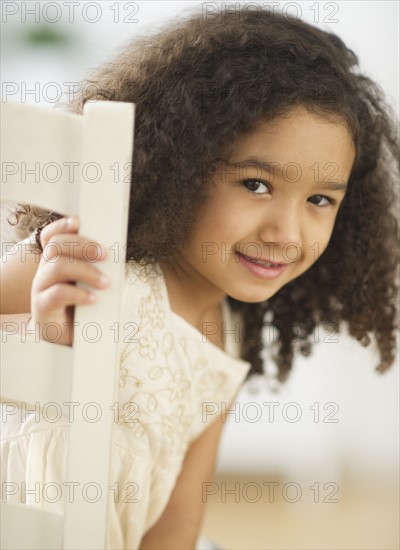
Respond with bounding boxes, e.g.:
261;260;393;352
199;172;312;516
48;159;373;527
316;182;348;193
228;156;348;193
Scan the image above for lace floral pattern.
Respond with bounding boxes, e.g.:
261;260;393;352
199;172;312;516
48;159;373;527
114;261;251;460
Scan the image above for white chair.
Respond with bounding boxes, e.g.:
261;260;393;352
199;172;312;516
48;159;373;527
0;100;135;549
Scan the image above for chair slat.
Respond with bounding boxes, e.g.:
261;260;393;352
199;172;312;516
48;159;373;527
1;102;81;215
0;334;72;408
62;101;135;549
1;100;135;549
0;503;63;550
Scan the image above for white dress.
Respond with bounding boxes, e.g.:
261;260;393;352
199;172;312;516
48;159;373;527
1;259;251;549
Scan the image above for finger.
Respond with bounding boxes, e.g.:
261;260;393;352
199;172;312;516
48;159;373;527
42;234;108;263
33;256;109;294
34;283;96;317
40;216;79;250
39;217;108;262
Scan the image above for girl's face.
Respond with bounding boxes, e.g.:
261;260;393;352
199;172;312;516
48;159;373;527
170;105;356;309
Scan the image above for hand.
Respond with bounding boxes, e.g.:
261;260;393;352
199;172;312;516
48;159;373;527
28;216;109;347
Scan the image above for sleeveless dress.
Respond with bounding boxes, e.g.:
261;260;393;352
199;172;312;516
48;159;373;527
1;259;251;549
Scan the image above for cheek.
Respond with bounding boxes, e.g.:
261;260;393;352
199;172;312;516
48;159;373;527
205;197;248;236
188;209;236;259
303;220;335;263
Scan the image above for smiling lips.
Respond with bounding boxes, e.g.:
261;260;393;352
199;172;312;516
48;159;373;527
236;252;288;279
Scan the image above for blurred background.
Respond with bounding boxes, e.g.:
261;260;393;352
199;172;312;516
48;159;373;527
1;1;399;548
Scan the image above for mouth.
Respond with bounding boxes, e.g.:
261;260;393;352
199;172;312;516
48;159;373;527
236;252;288;279
239;253;285;267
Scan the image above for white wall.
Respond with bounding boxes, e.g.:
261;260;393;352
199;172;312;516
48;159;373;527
2;1;399;483
218;326;399;486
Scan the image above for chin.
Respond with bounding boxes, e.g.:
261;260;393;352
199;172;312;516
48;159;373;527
228;287;280;304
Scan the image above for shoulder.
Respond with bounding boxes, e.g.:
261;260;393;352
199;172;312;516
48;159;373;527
123;260;165;306
120;260;169;339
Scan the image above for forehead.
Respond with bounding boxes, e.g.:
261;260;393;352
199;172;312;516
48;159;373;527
230;106;356;173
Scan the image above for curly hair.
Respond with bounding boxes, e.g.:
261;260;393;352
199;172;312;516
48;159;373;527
9;7;399;385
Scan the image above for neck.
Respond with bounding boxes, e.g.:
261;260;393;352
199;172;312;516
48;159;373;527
158;259;226;331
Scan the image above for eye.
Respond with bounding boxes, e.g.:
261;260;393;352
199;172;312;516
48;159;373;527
308;194;337;207
241;179;270;195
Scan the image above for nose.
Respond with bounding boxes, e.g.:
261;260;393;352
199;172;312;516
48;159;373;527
257;203;303;262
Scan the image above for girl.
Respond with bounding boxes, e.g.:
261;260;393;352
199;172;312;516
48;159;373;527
1;6;399;549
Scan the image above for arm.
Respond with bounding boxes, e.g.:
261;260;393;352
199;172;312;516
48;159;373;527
139;402;232;549
0;240;40;314
2;218;109;347
1;241;40;335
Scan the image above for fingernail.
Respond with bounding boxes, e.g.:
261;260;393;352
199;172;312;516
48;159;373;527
65;217;76;228
98;275;109;287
